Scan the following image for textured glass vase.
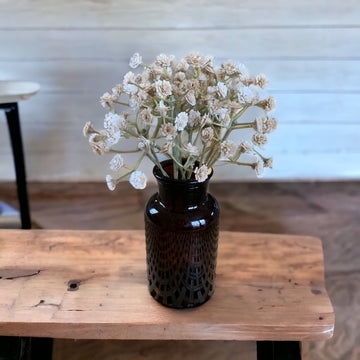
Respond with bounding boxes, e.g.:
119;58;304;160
144;160;220;308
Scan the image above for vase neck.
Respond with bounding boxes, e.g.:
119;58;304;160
157;179;209;211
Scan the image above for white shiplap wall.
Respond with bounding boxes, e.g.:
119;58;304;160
0;0;359;182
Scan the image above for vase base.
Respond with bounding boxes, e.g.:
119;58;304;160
149;288;214;309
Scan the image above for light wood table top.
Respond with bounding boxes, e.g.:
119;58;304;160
0;81;40;104
0;230;334;341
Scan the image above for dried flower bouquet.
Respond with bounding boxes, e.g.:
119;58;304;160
83;52;277;190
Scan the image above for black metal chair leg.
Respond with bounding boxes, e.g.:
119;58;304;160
257;341;302;360
4;103;31;229
0;337;53;360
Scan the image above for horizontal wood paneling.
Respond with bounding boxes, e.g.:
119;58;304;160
0;1;359;181
11;92;360;125
0;0;359;28
2;96;360;181
1;60;360;92
1;29;359;60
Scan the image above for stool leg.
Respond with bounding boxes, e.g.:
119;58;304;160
257;341;302;360
5;103;31;229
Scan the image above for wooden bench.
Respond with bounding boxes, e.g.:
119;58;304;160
0;230;334;359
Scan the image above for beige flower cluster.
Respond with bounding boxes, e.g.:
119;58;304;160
83;52;278;190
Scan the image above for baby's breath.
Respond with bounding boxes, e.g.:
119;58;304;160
84;52;278;189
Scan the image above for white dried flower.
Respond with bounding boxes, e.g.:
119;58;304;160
129;170;147;189
221;140;236;158
194;165;209;182
185;90;196;106
252;158;264;178
129;53;142;69
161;123;177;139
185;52;205;67
253;117;264;133
137;136;150;152
264;157;273;169
83;121;95;137
203;55;214;72
158;100;168;115
88;133;110;155
207;86;216;94
183;143;200;156
213;107;229;120
186;79;200;91
255;74;269;89
104;112;126;131
252;133;268;148
201;114;212;127
176;58;189;72
260;96;276;112
112;84;123;97
140;109;153;125
237;86;256;103
160;141;173;154
104;129;122;149
216;82;228;98
123;72;138;95
129;95;141;110
109;154;124;171
100;92;117;109
199;72;208;81
106;174;117;191
263;116;278;134
187;110;201;127
155;80;172;99
155;53;174;67
239;141;253;153
175;112;189;131
221;60;238;75
174;72;186;83
201;127;214;142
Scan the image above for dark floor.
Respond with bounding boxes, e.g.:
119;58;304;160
0;181;359;359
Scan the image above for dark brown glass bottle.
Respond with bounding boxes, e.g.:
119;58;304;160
144;160;220;308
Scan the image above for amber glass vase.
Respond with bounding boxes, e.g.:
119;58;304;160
144;160;220;308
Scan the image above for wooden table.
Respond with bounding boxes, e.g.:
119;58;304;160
0;230;334;359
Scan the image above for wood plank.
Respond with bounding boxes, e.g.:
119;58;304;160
0;28;359;60
0;0;359;28
2;96;360;181
0;230;334;341
1;60;359;92
1;181;357;359
53;339;257;360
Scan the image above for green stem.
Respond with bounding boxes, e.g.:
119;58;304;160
114;101;130;106
109;149;141;154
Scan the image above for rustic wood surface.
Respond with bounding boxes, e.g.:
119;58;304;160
0;229;333;341
1;181;358;359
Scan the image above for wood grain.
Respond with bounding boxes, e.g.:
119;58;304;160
2;60;360;93
1;28;359;60
0;230;334;341
1;92;360;182
52;340;257;360
0;181;357;359
0;0;359;28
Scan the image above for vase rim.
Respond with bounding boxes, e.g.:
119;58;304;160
153;159;213;184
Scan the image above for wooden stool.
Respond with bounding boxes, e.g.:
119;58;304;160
0;81;40;229
0;230;334;359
